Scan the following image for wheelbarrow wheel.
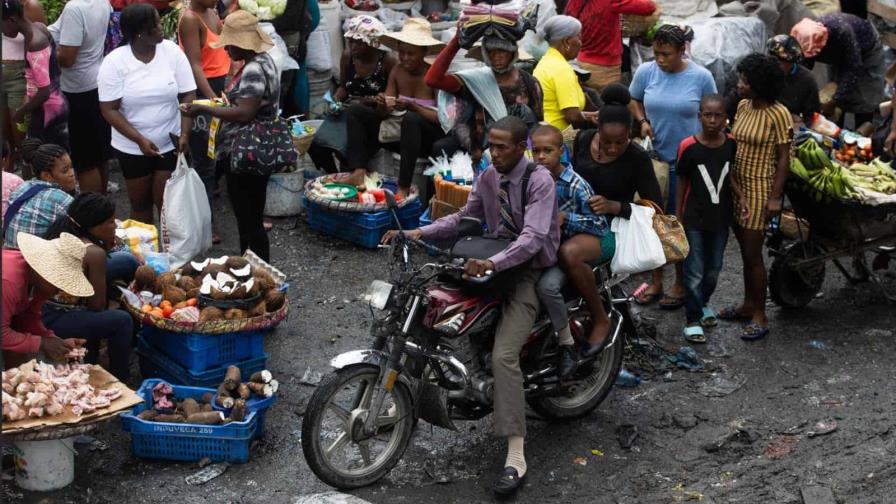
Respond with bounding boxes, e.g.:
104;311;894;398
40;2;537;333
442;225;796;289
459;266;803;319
769;243;826;308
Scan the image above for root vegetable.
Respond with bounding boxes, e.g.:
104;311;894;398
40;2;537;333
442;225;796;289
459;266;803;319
200;403;213;412
137;410;158;421
269;379;279;394
186;411;225;425
134;265;157;290
177;276;198;292
199;306;224;321
156;272;178;292
230;399;246;422
163;285;187;305
155;413;186;423
264;290;286;312
223;308;248;320
223;366;241;390
236;383;250;400
249;300;266;317
201;392;213;404
215;384;234;408
182;398;201;417
247;381;273;398
250;370;272;384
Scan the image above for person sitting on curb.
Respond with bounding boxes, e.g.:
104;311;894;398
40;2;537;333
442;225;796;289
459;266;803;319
2;232;91;368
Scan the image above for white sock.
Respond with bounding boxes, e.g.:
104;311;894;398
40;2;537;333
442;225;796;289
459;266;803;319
557;325;574;346
504;436;527;476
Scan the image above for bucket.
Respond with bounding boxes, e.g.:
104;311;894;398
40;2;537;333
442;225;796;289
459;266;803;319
319;0;344;75
14;438;76;491
265;171;305;217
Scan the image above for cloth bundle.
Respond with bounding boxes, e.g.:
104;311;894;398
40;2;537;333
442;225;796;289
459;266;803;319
457;1;538;49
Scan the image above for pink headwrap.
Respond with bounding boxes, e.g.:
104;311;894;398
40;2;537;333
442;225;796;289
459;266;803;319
790;18;829;58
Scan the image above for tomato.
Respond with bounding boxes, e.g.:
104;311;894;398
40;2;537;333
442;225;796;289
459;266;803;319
370;189;386;203
160;300;172;310
162;306;174;318
186;298;198;307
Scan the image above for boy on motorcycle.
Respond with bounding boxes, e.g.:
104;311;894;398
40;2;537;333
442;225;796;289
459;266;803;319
384;116;560;495
530;125;609;379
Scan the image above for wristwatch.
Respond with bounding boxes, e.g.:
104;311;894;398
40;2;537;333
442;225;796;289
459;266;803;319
639;118;650;125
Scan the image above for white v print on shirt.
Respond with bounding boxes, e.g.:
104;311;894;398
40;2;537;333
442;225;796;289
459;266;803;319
697;162;729;204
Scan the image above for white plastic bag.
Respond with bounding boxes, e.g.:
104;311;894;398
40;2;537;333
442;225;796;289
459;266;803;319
610;205;666;275
259;22;300;73
160;154;212;269
305;27;332;72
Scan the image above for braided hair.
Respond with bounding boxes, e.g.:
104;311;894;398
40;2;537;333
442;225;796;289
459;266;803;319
1;0;24;19
30;143;69;177
45;192;116;249
598;84;633;128
19;138;44;166
653;24;694;49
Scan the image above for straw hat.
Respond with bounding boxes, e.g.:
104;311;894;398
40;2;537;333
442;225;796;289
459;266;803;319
380;18;445;56
18;232;94;298
466;42;534;62
210;10;274;53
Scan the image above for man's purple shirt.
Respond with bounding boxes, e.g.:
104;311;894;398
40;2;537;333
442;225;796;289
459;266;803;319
419;156;561;272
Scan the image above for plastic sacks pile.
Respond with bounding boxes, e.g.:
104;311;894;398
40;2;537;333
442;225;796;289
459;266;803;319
457;0;539;49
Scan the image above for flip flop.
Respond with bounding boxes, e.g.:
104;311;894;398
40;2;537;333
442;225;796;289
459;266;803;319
635;291;661;305
659;295;685;310
683;324;706;344
740;322;770;341
718;306;751;321
701;307;719;328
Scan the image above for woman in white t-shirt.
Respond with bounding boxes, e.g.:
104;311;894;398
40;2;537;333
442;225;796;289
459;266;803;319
97;4;196;224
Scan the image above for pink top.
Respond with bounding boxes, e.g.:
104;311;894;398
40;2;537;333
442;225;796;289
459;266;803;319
25;46;67;126
2;171;25;221
2;249;54;355
399;94;436;108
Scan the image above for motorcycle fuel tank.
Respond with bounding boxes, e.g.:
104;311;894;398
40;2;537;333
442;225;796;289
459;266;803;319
423;284;500;337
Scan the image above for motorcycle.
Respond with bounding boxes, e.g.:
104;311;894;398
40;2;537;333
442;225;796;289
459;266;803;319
301;194;637;489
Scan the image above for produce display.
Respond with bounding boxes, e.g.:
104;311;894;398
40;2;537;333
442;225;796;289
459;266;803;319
2;360;122;421
345;0;379;11
791;139;896;201
136;367;277;425
833;140;873;166
237;0;287;20
131;255;286;322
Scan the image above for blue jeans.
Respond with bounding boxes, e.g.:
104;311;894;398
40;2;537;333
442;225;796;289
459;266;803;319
683;228;729;324
106;251;140;298
42;306;134;381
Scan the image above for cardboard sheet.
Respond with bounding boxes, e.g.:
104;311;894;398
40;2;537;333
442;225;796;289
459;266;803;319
2;364;142;436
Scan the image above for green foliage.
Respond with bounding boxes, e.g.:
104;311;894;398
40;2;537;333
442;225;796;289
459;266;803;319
41;0;66;24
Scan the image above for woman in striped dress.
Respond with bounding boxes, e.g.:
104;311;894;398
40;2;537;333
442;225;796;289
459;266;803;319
723;54;793;340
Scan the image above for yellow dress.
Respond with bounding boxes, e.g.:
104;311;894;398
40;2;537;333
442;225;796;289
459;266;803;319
731;99;793;230
533;47;585;131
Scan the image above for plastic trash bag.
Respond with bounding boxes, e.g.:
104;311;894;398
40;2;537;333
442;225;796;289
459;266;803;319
305;26;333;72
377;8;408;31
260;22;300;73
610;204;666;275
687;17;767;96
160;154;212;269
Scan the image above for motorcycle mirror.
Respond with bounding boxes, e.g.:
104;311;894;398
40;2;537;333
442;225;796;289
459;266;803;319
458;217;484;238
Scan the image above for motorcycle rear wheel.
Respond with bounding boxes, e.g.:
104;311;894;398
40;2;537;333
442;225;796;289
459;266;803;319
528;310;625;420
301;364;415;489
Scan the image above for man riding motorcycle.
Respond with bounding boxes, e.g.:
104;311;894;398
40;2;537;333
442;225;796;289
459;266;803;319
383;115;560;495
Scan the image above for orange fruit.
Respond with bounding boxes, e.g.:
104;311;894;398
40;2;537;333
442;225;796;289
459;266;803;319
186;298;198;307
160;300;172;309
141;305;153;313
150;309;165;318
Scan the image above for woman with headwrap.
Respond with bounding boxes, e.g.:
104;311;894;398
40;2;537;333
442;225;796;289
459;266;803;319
533;15;597;130
42;192;138;382
767;35;820;126
791;14;887;127
307;15;396;180
425;21;543;163
629;24;717;309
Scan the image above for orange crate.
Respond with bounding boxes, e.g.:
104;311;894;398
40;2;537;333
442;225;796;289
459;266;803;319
434;174;472;209
429;198;461;220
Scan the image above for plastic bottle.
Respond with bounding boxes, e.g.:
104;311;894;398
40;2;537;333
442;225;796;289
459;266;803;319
615;368;641;387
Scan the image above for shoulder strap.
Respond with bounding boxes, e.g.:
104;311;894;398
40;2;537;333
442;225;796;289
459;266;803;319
519;162;537;227
3;184;50;240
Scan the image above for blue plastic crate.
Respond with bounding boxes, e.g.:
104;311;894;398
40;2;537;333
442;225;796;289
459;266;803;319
120;379;257;463
419;207;432;227
137;335;268;388
212;393;275;439
304;197;421;248
141;326;267;372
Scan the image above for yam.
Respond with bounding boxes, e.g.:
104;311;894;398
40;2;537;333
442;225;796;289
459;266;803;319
155;413;186;423
249;300;266;317
134;265;157;290
156;272;177;291
199;306;224;321
200;403;213;412
163;285;187;304
230;399;246;422
177;276;198;292
250;370;272;384
225;256;250;271
186;287;200;300
223;365;241;391
182;398;201;417
200;392;213;404
247;381;273;398
186;411;225;425
215;384;234;408
265;290;286;312
269;379;279;394
137;410;158;421
236;383;251;400
223;308;247;320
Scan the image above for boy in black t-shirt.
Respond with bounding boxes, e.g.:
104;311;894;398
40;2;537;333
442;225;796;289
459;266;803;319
675;95;746;343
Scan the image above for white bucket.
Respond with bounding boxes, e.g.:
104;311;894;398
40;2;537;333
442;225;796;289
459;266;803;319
319;1;344;75
265;171;305;217
14;438;76;491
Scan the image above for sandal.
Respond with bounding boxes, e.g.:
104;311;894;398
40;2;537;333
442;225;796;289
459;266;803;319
718;306;751;321
635;291;661;305
740;322;770;341
659;295;685;310
701;307;719;328
683;324;706;344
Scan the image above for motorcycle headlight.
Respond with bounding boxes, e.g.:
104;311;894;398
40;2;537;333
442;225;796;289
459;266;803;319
363;280;393;310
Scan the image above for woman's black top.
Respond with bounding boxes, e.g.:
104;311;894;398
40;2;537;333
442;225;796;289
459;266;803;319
573;129;662;219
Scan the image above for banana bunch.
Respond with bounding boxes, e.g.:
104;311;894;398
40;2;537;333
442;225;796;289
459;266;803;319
792;139;857;201
845;159;896;195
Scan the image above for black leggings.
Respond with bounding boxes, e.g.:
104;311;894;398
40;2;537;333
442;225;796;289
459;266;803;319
227;171;270;262
345;104;386;171
397;111;445;189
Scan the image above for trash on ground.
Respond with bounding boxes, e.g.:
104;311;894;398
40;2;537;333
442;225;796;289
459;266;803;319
663;346;704;370
800;485;837;504
671;482;705;501
703;425;758;453
673;413;698;430
572;457;588;466
184;463;229;485
765;435;799;459
300;366;323;386
808;340;832;351
807;420;838;438
590;448;604;457
615;368;641;387
698;373;745;397
616;424;638;450
197;457;212;468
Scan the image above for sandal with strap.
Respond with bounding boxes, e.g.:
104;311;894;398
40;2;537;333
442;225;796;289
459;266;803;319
683;324;706;344
741;322;770;341
718;306;751;321
701;307;719;328
659;294;685;310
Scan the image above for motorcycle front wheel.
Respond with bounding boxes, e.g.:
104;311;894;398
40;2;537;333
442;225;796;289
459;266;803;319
301;364;415;489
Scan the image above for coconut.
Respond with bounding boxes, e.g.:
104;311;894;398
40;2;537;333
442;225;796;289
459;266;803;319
202;264;225;278
230;284;249;299
177;276;198;292
249;300;267;317
199;306;224;321
209;256;229;266
186;288;200;300
215;272;236;285
225;256;250;270
243;278;258;297
265;290;286;312
163;285;187;304
155;272;177;292
134;265;156;290
223;308;248;320
180;262;198;278
230;264;252;279
210;288;228;300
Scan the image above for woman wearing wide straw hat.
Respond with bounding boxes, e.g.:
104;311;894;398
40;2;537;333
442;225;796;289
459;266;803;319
181;10;285;262
342;18;446;198
2;232;90;367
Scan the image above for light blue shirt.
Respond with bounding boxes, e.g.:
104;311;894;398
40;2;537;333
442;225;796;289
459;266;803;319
629;61;717;164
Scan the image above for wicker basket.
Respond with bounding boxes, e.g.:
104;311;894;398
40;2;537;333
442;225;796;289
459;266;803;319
288;118;323;156
434;174;472;209
621;5;662;38
304;175;419;212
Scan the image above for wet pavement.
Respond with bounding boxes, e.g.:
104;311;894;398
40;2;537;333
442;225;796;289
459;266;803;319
4;168;896;504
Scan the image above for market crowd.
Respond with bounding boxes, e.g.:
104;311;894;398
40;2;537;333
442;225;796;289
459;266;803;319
2;0;894;496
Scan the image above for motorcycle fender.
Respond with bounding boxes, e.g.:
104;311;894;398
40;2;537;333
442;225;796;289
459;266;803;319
329;349;417;411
